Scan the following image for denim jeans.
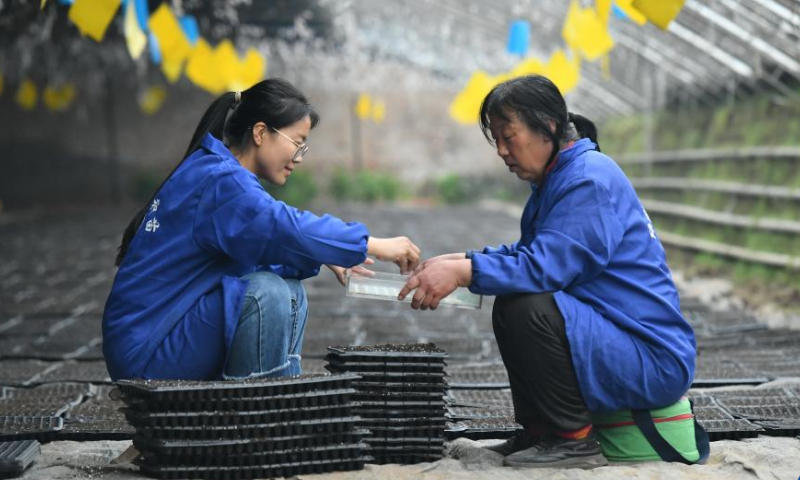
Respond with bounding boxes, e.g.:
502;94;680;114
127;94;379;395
223;271;309;379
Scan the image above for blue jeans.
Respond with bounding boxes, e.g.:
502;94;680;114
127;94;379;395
223;272;309;379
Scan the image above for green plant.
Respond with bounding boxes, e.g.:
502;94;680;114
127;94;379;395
436;174;471;204
328;168;404;203
263;169;318;209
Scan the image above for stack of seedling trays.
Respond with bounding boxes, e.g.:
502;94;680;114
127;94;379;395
325;343;447;465
117;374;368;479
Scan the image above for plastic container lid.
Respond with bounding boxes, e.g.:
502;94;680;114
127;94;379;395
346;271;482;310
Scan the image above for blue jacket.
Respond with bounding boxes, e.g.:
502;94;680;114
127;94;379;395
469;139;696;413
103;133;369;381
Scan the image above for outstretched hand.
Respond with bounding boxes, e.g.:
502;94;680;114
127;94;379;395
367;237;422;274
398;258;472;310
413;252;466;275
326;258;375;286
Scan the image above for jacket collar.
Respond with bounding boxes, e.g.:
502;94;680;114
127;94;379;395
531;138;597;191
200;132;236;159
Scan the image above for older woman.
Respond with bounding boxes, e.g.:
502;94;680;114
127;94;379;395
400;75;696;469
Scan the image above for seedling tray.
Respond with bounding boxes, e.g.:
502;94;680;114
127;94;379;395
0;440;39;478
446;389;513;408
124;403;355;428
125;388;356;413
327;343;446;358
362;425;444;439
58;418;135;441
117;373;358;404
136;442;366;468
365;436;444;447
357;407;446;418
354;390;444;403
753;419;800;437
698;419;763;441
3;383;94;399
137;416;361;441
133;429;369;456
357;401;446;411
325;368;446;384
0;417;63;442
716;404;800;421
137;455;367;480
446;405;515;420
352;380;447;394
445;417;522;440
0;398;76;417
358;417;447;428
325;359;445;374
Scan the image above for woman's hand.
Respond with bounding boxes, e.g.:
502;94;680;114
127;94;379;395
326;258;375;286
413;252;466;274
398;258;472;310
367;237;421;274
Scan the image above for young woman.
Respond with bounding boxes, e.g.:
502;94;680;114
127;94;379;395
399;75;696;469
103;78;420;382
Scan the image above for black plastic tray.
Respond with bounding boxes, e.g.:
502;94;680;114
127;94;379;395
137;455;367;479
445;417;522;440
446;405;515;420
364;425;444;439
357;398;446;409
327;344;447;359
357;407;446;418
0;440;40;477
125;388;356;413
753;419;800;437
326;369;446;383
137;442;367;468
3;383;94;399
133;429;369;456
352;380;447;393
137;416;361;441
365;436;444;446
716;404;800;421
698;419;763;441
0;398;76;417
356;389;444;400
326;361;445;374
125;403;355;428
0;417;63;442
358;417;447;428
117;373;359;403
446;389;513;408
57;418;135;441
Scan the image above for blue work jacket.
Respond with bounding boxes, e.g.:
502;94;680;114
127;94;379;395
103;133;369;381
469;138;696;413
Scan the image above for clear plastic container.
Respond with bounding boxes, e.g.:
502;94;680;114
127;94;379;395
345;270;482;309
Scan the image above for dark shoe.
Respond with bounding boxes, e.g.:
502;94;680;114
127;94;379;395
485;430;543;457
503;433;608;469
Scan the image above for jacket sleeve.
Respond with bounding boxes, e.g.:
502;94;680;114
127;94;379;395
481;242;518;255
469;178;624;296
193;166;369;270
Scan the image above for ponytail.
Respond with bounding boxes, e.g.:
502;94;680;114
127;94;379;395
114;93;238;266
568;112;601;152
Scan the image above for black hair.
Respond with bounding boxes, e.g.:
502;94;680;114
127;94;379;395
478;75;600;169
115;78;320;266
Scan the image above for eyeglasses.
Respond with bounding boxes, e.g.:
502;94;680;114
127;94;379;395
270;127;308;163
